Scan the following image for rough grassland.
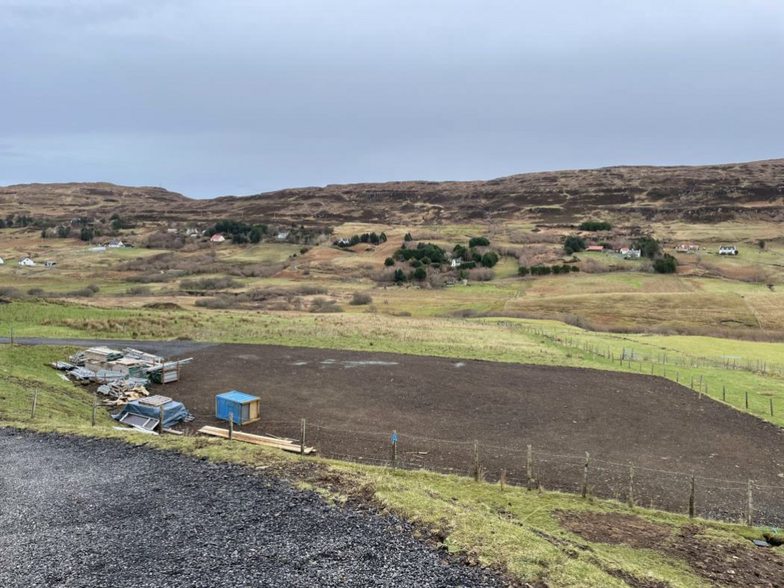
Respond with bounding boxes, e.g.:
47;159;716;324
1;345;780;587
3;300;784;428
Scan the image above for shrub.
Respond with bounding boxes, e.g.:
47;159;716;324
126;286;152;296
180;276;241;290
480;251;499;268
300;247;309;254
653;254;677;274
87;284;100;293
0;287;25;299
412;267;427;281
564;236;586;253
468;236;490;247
349;292;373;305
384;257;395;266
468;268;494;281
579;220;612;231
393;269;407;283
404;233;412;242
310;297;344;313
518;266;529;276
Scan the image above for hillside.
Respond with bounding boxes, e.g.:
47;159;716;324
3;158;784;225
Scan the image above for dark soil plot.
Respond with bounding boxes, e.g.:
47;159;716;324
0;430;500;588
165;344;784;523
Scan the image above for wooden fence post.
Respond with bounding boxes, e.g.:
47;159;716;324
722;385;726;402
300;418;306;455
30;389;38;419
526;444;534;489
159;405;165;435
745;391;749;409
770;398;774;417
628;466;634;508
91;390;97;426
582;452;589;498
228;411;233;441
391;430;397;470
473;440;480;482
747;480;753;526
688;474;695;518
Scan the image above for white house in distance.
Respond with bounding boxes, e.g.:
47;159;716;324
718;245;738;256
277;230;289;240
107;240;125;248
43;261;57;267
619;248;641;259
0;257;4;265
450;257;463;268
18;257;36;267
210;233;226;243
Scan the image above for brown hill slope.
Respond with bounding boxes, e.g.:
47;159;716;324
3;159;784;225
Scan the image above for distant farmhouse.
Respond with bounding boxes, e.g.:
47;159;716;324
718;245;738;256
619;248;641;259
18;257;36;267
210;234;226;243
676;243;700;253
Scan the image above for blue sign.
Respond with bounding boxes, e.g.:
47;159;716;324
391;432;398;443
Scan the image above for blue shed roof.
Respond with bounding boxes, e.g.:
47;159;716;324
217;390;259;404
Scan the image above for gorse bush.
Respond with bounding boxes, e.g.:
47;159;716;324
564;236;586;253
579;220;612;231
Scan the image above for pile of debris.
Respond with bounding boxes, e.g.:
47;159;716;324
51;346;192;406
97;379;151;406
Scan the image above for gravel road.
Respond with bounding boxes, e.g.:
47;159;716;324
0;429;501;587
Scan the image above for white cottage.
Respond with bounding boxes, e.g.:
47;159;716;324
18;257;36;267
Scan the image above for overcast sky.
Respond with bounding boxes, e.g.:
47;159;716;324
1;0;783;198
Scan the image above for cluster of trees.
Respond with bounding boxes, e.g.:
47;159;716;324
395;242;448;265
579;220;612;231
519;264;580;276
110;213;134;231
564;235;586;254
208;220;268;244
335;232;387;247
392;267;427;283
0;214;35;228
631;236;660;259
453;241;498;269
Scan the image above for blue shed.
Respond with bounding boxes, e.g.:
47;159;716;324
216;391;260;425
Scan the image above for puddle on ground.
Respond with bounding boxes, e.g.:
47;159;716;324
314;359;399;369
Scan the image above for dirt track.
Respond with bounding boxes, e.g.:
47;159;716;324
159;344;784;524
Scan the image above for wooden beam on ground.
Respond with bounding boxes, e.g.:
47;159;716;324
198;426;316;454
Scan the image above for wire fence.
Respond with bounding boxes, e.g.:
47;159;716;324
7;393;784;527
506;323;784;377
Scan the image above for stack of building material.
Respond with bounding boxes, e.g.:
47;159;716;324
147;358;192;384
198;426;315;454
97;379;150;405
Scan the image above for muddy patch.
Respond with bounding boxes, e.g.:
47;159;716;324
556;511;784;587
